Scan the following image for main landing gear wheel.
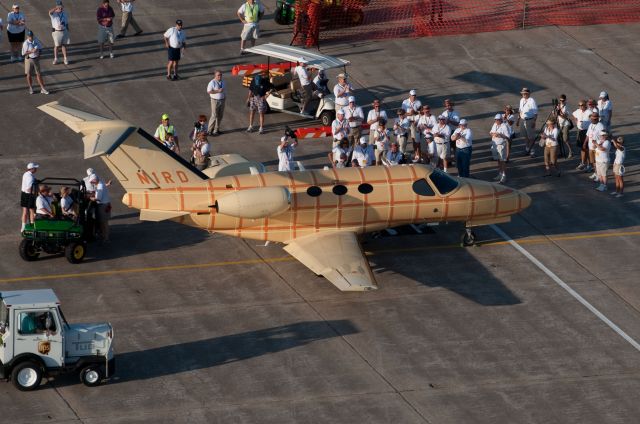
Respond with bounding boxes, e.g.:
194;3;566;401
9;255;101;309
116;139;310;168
461;228;477;247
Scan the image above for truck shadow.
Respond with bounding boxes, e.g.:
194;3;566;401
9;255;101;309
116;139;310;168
51;320;358;387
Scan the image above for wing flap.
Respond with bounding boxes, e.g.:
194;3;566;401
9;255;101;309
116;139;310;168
284;232;377;291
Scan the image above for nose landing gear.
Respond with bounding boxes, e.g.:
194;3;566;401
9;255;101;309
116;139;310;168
461;228;477;247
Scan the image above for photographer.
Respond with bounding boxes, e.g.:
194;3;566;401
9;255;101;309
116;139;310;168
277;134;298;172
555;95;573;159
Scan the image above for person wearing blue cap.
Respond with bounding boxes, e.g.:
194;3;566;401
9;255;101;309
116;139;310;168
49;1;70;65
163;20;186;81
21;30;50;95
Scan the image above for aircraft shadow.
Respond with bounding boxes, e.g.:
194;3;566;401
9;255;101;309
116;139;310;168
50;320;357;387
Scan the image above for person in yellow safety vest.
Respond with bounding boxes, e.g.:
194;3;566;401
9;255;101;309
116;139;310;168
154;113;180;154
237;0;264;55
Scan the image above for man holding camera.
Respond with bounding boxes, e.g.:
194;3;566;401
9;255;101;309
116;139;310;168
277;135;298;172
555;94;573;159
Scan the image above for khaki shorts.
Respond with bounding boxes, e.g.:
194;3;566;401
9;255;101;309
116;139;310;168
595;162;608;178
52;30;70;46
98;25;115;44
613;163;625;176
241;23;259;40
436;142;449;160
25;57;41;76
491;142;507;161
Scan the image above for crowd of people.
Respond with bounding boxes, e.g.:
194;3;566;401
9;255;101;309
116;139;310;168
323;78;625;195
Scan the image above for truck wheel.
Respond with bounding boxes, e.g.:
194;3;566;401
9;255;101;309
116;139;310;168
80;365;104;387
19;239;39;261
12;361;42;391
319;110;334;127
65;242;86;264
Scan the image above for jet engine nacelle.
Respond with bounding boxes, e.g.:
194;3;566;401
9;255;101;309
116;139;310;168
215;186;291;219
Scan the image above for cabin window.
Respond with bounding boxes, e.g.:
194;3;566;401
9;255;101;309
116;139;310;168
307;186;322;197
358;183;373;194
429;169;459;195
332;185;348;196
412;179;435;196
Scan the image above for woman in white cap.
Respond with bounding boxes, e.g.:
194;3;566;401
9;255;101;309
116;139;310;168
49;1;70;65
277;135;298;172
21;162;39;231
597;91;612;132
7;4;26;62
451;119;472;178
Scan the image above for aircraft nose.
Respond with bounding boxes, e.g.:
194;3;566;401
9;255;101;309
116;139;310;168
518;191;532;211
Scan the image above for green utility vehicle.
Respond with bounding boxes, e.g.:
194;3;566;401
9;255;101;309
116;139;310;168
20;178;89;264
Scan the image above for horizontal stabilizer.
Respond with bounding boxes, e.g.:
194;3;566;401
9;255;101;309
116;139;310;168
139;209;191;222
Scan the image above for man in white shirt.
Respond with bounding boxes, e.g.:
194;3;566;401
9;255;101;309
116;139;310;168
207;70;225;135
331;109;349;148
352;137;375;168
164;20;186;81
516;87;538;157
294;58;313;114
21;162;39;231
490;114;511;184
451;119;472;178
22;31;50;95
432;115;452;173
555;94;573;159
594;131;611;192
402;89;422;114
333;73;352;109
597;91;613;132
343;96;364;147
117;0;143;38
90;174;112;242
393;108;411;154
572;100;591;171
277;136;298;172
366;99;387;144
49;1;70;65
7;4;26;62
237;0;264;54
373;120;391;165
329;139;351;169
416;105;436;162
586;111;604;181
35;186;55;219
442;99;461;160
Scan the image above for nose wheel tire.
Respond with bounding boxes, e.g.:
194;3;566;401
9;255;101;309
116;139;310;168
461;229;477;247
12;361;42;391
80;365;104;387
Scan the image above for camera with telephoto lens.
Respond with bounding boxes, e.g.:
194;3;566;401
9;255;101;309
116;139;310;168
284;126;297;141
551;98;559;107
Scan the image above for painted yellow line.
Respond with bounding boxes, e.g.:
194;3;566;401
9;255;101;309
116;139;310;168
2;230;639;284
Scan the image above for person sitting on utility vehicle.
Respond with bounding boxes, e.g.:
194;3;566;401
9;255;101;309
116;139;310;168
35;186;55;219
60;186;77;220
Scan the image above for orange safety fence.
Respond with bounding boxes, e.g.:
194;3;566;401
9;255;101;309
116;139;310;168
292;0;640;46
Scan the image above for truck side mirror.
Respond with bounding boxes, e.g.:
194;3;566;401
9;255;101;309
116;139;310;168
45;312;54;331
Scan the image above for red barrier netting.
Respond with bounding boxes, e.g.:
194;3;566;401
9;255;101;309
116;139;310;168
291;0;640;47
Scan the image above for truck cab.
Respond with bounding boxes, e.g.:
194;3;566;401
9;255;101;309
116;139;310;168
0;289;115;391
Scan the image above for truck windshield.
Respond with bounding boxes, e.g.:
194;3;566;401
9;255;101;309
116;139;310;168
58;306;70;328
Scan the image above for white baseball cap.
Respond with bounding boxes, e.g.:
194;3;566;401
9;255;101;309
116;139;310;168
438;114;447;120
348;96;356;103
27;162;39;169
297;57;307;64
359;136;367;144
89;174;98;182
599;130;608;135
280;136;288;142
599;91;608;98
409;89;417;96
459;119;467;125
494;113;503;120
86;168;95;176
336;109;344;115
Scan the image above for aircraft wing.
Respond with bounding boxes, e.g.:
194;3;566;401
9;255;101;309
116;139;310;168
284;232;377;291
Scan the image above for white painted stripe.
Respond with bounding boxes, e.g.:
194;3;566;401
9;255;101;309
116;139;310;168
491;224;640;352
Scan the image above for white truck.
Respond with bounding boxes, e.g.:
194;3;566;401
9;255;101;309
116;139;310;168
0;289;115;391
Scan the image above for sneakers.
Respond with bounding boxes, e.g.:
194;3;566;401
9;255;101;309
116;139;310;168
64;58;69;65
610;191;618;196
615;193;624;198
499;175;507;184
258;127;265;134
566;152;573;160
41;89;50;95
52;58;58;65
577;163;585;170
172;74;179;81
544;169;551;177
530;151;536;158
28;87;34;94
246;126;254;133
110;53;114;59
240;49;246;55
493;174;502;181
99;54;104;59
595;184;606;192
589;173;598;181
585;165;593;173
10;55;16;63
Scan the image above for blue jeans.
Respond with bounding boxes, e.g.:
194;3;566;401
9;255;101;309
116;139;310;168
456;146;472;178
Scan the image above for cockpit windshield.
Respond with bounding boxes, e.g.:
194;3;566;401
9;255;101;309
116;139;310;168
429;169;459;195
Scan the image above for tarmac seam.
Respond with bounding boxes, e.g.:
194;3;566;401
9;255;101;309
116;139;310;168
49;383;85;424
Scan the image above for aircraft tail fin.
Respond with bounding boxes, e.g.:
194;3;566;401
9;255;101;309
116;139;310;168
39;102;207;191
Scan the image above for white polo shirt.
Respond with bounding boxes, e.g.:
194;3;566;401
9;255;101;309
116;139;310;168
36;195;52;215
21;38;42;59
22;171;35;193
586;122;604;148
95;181;111;204
417;114;437;132
333;83;351;107
49;10;68;31
431;123;451;144
374;128;391;151
572;108;590;130
331;118;348;141
352;144;374;167
366;108;387;133
598;99;612;122
344;105;364;128
207;78;225;100
519;97;538;120
452;127;473;149
7;11;25;34
491;122;510;145
543;127;559;147
401;98;422;113
595;139;611;163
164;27;186;48
120;1;134;12
277;144;296;172
614;148;625;165
442;109;460;128
294;65;310;86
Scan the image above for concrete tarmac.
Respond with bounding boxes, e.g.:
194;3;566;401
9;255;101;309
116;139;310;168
1;1;639;423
